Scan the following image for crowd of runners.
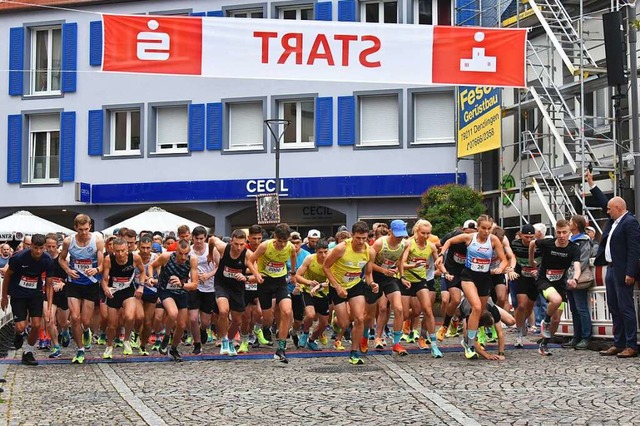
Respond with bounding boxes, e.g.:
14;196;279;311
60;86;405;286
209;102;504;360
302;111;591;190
1;211;597;366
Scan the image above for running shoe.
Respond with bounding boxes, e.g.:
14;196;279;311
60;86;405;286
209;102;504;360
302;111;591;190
21;351;38;366
138;346;149;356
238;341;249;354
151;341;161;352
402;320;411;335
333;340;345;351
159;337;169;355
228;344;238;357
445;323;459;338
436;326;447;342
169;347;183;362
290;329;299;348
417;337;430;350
538;343;552;357
61;330;71;348
307;340;321;351
514;336;524;348
431;345;443;359
374;338;384;350
97;333;106;346
562;338;579;349
461;339;478;360
114;337;123;348
184;335;193;346
409;330;419;343
318;332;328;346
254;327;271;346
129;332;141;349
49;346;62;359
274;348;288;363
298;333;309;349
102;346;113;359
220;340;230;356
540;321;551;339
349;352;364;365
82;329;92;350
192;344;202;355
123;341;133;356
360;337;369;354
400;333;410;343
72;350;85;364
392;343;408;356
207;329;215;343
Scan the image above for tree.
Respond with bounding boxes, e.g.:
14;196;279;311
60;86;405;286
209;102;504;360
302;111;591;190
418;184;486;238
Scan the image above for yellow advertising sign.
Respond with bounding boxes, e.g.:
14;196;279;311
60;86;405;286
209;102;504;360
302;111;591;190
457;86;502;158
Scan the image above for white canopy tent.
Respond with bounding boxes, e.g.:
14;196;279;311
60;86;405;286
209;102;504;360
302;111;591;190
101;207;207;236
0;210;73;240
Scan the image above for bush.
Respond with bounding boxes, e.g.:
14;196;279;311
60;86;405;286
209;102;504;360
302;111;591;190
418;184;486;238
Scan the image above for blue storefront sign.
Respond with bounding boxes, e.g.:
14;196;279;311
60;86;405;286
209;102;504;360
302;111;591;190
90;173;466;204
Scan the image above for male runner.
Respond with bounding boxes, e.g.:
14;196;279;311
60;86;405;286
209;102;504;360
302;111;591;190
44;233;70;359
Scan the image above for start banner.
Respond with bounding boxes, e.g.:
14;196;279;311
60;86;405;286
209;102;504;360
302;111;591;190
102;14;527;88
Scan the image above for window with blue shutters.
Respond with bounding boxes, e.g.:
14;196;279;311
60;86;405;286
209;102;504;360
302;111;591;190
277;3;314;19
226;100;265;151
207;10;224;17
87;110;104;156
277;98;315;149
315;97;333;146
206;103;223;151
59;111;76;182
7;115;23;183
338;0;356;21
9;27;25;96
315;1;332;20
152;105;189;154
29;25;62;95
61;23;77;93
28;113;61;183
337;96;355;145
89;21;103;66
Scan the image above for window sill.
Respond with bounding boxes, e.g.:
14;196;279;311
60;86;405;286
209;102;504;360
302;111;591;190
357;141;399;147
226;145;264;152
280;143;315;150
23;92;63;100
411;139;455;146
103;152;143;159
21;181;61;187
149;150;190;157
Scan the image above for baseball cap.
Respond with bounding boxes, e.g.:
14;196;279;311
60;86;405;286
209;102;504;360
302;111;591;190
290;232;302;241
307;229;321;239
463;220;477;230
521;224;535;235
151;242;162;253
390;220;408;237
585;226;595;233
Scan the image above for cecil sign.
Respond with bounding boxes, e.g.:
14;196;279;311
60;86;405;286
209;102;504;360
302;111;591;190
102;15;527;88
457;86;502;157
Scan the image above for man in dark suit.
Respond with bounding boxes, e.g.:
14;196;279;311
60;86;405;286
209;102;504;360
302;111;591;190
587;171;640;358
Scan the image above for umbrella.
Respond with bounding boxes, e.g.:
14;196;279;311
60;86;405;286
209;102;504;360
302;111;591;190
0;210;73;240
101;207;207;236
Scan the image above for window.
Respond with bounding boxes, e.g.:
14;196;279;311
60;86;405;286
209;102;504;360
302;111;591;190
582;88;610;133
278;100;315;148
229;8;264;18
30;26;62;95
228;102;264;151
413;92;454;144
28;114;60;183
359;95;399;146
279;5;313;19
155;106;188;153
414;0;451;25
361;1;398;23
109;109;141;155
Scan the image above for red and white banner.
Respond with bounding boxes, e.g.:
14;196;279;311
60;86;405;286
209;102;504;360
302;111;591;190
103;14;527;88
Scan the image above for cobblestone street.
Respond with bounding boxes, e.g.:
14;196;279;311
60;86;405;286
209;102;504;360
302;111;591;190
0;333;638;425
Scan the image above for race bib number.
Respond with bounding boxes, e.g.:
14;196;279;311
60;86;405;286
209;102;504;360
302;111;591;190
18;276;38;290
453;252;466;265
469;258;490;272
381;259;396;270
412;257;428;269
265;262;285;275
546;269;564;282
245;282;258;291
223;266;243;279
166;278;184;290
74;259;92;272
342;271;361;284
521;266;536;278
112;277;131;292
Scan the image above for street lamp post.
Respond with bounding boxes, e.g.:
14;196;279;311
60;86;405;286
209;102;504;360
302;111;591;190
264;118;290;197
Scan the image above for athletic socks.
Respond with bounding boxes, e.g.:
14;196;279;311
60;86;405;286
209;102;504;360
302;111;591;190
393;331;402;345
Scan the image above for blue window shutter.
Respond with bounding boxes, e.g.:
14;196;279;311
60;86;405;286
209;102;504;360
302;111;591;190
7;115;22;183
337;96;355;146
315;2;332;21
60;112;76;182
338;0;356;22
9;27;24;96
188;104;205;152
207;10;224;17
89;21;102;66
87;110;104;156
61;23;78;93
190;12;206;16
315;97;333;147
206;103;223;151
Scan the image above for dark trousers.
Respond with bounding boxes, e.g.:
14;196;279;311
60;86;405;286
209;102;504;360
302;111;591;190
605;266;638;350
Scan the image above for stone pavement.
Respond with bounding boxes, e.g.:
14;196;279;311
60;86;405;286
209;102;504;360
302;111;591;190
0;333;638;426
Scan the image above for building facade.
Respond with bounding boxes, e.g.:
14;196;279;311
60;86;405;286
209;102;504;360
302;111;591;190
0;0;474;237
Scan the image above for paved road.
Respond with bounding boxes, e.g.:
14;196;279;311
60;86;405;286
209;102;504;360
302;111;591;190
0;334;638;425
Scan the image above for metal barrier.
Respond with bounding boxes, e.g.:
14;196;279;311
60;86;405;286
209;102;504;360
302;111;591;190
0;308;12;329
557;265;640;339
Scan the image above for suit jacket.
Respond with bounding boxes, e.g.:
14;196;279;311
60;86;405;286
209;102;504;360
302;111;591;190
590;185;640;279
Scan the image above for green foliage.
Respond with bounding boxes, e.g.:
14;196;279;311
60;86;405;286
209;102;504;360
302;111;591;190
418;184;486;238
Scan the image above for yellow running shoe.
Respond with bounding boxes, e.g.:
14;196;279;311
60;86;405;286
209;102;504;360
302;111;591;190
417;337;429;350
333;340;345;351
436;326;447;342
